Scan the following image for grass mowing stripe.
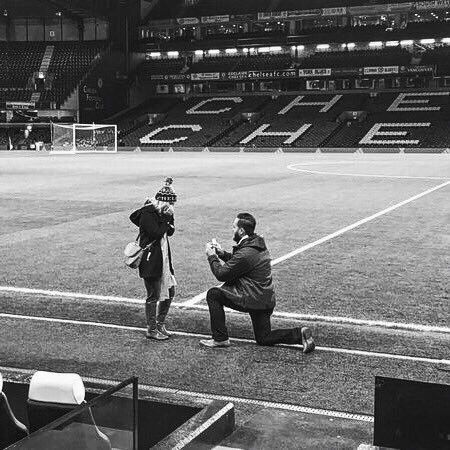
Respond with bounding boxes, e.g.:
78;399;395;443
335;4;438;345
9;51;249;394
1;285;449;334
1;312;449;366
0;366;373;423
182;180;450;306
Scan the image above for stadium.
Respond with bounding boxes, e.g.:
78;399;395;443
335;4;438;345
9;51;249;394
0;0;449;448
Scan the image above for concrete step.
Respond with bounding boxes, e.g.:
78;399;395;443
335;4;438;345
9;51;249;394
217;408;372;450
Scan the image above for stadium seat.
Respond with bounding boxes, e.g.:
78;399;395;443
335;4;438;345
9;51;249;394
0;373;29;449
27;371;111;449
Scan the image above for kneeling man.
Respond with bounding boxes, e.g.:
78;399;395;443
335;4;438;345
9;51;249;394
201;212;315;353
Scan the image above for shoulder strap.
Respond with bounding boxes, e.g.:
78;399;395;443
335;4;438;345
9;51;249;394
142;240;155;251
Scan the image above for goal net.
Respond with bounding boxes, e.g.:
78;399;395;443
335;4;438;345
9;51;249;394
50;123;117;154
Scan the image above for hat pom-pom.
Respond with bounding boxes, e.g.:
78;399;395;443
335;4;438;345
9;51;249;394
165;177;173;186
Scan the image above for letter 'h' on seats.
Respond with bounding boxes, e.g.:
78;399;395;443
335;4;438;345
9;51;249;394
240;123;311;145
278;95;342;114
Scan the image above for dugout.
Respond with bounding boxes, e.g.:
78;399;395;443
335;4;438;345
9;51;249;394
1;374;234;449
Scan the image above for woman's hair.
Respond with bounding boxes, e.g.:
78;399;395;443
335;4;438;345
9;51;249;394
145;197;172;213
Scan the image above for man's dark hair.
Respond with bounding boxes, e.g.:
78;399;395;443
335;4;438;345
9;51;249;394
236;213;256;236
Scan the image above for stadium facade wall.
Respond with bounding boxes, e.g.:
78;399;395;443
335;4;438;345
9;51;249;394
117;146;446;154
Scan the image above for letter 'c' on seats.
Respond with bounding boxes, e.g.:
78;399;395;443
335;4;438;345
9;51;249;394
140;125;202;144
186;97;243;114
240;123;312;145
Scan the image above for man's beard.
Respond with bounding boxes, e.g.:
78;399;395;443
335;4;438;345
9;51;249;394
233;231;241;243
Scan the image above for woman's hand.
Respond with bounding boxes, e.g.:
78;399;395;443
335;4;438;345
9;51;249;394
161;204;174;216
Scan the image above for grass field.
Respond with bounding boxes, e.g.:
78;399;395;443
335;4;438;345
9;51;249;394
0;151;449;433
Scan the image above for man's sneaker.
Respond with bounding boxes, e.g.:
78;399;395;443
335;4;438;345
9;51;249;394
146;329;169;340
199;339;231;348
300;327;315;354
156;323;171;337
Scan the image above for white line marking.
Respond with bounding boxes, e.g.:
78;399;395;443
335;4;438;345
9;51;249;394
287;162;450;180
0;286;144;305
179;304;450;335
183;180;450;305
0;366;373;423
1;312;449;365
172;403;234;450
1;285;449;334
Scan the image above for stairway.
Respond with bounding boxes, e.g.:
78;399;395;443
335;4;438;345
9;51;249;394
39;45;55;77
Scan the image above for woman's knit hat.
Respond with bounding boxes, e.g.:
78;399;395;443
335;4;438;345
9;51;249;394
155;177;177;204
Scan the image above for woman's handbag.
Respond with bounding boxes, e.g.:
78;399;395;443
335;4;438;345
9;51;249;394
124;235;154;269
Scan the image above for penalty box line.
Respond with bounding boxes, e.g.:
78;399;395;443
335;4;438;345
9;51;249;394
0;285;449;335
183;180;450;306
1;312;449;366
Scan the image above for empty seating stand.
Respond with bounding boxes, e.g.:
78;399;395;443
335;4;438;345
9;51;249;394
40;41;105;108
119;91;450;151
0;41;104;108
122;96;269;148
0;42;45;89
0;42;45;104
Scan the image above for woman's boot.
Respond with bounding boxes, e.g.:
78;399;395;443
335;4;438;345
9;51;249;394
146;301;168;340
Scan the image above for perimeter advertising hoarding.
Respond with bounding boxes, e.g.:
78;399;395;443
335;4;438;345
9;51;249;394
322;7;347;16
191;72;221;81
201;15;230;23
257;11;288;19
331;67;364;76
415;0;450;9
222;69;297;80
177;17;199;25
5;101;36;110
247;69;298;79
150;74;191;81
150;66;434;83
298;68;332;77
364;66;399;75
399;65;434;74
285;9;322;17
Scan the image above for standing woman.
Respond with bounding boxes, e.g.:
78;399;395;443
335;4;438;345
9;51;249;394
130;178;177;340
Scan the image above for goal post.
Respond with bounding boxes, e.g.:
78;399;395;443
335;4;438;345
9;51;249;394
50;123;117;154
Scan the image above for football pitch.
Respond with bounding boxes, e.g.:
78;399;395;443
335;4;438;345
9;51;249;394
0;151;449;425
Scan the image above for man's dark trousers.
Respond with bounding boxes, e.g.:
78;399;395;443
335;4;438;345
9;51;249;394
206;288;301;345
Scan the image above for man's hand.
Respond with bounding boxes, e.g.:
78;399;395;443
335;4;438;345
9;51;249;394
205;243;216;257
211;239;224;256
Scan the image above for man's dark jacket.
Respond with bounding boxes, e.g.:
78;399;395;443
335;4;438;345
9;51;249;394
208;235;276;310
129;204;174;279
